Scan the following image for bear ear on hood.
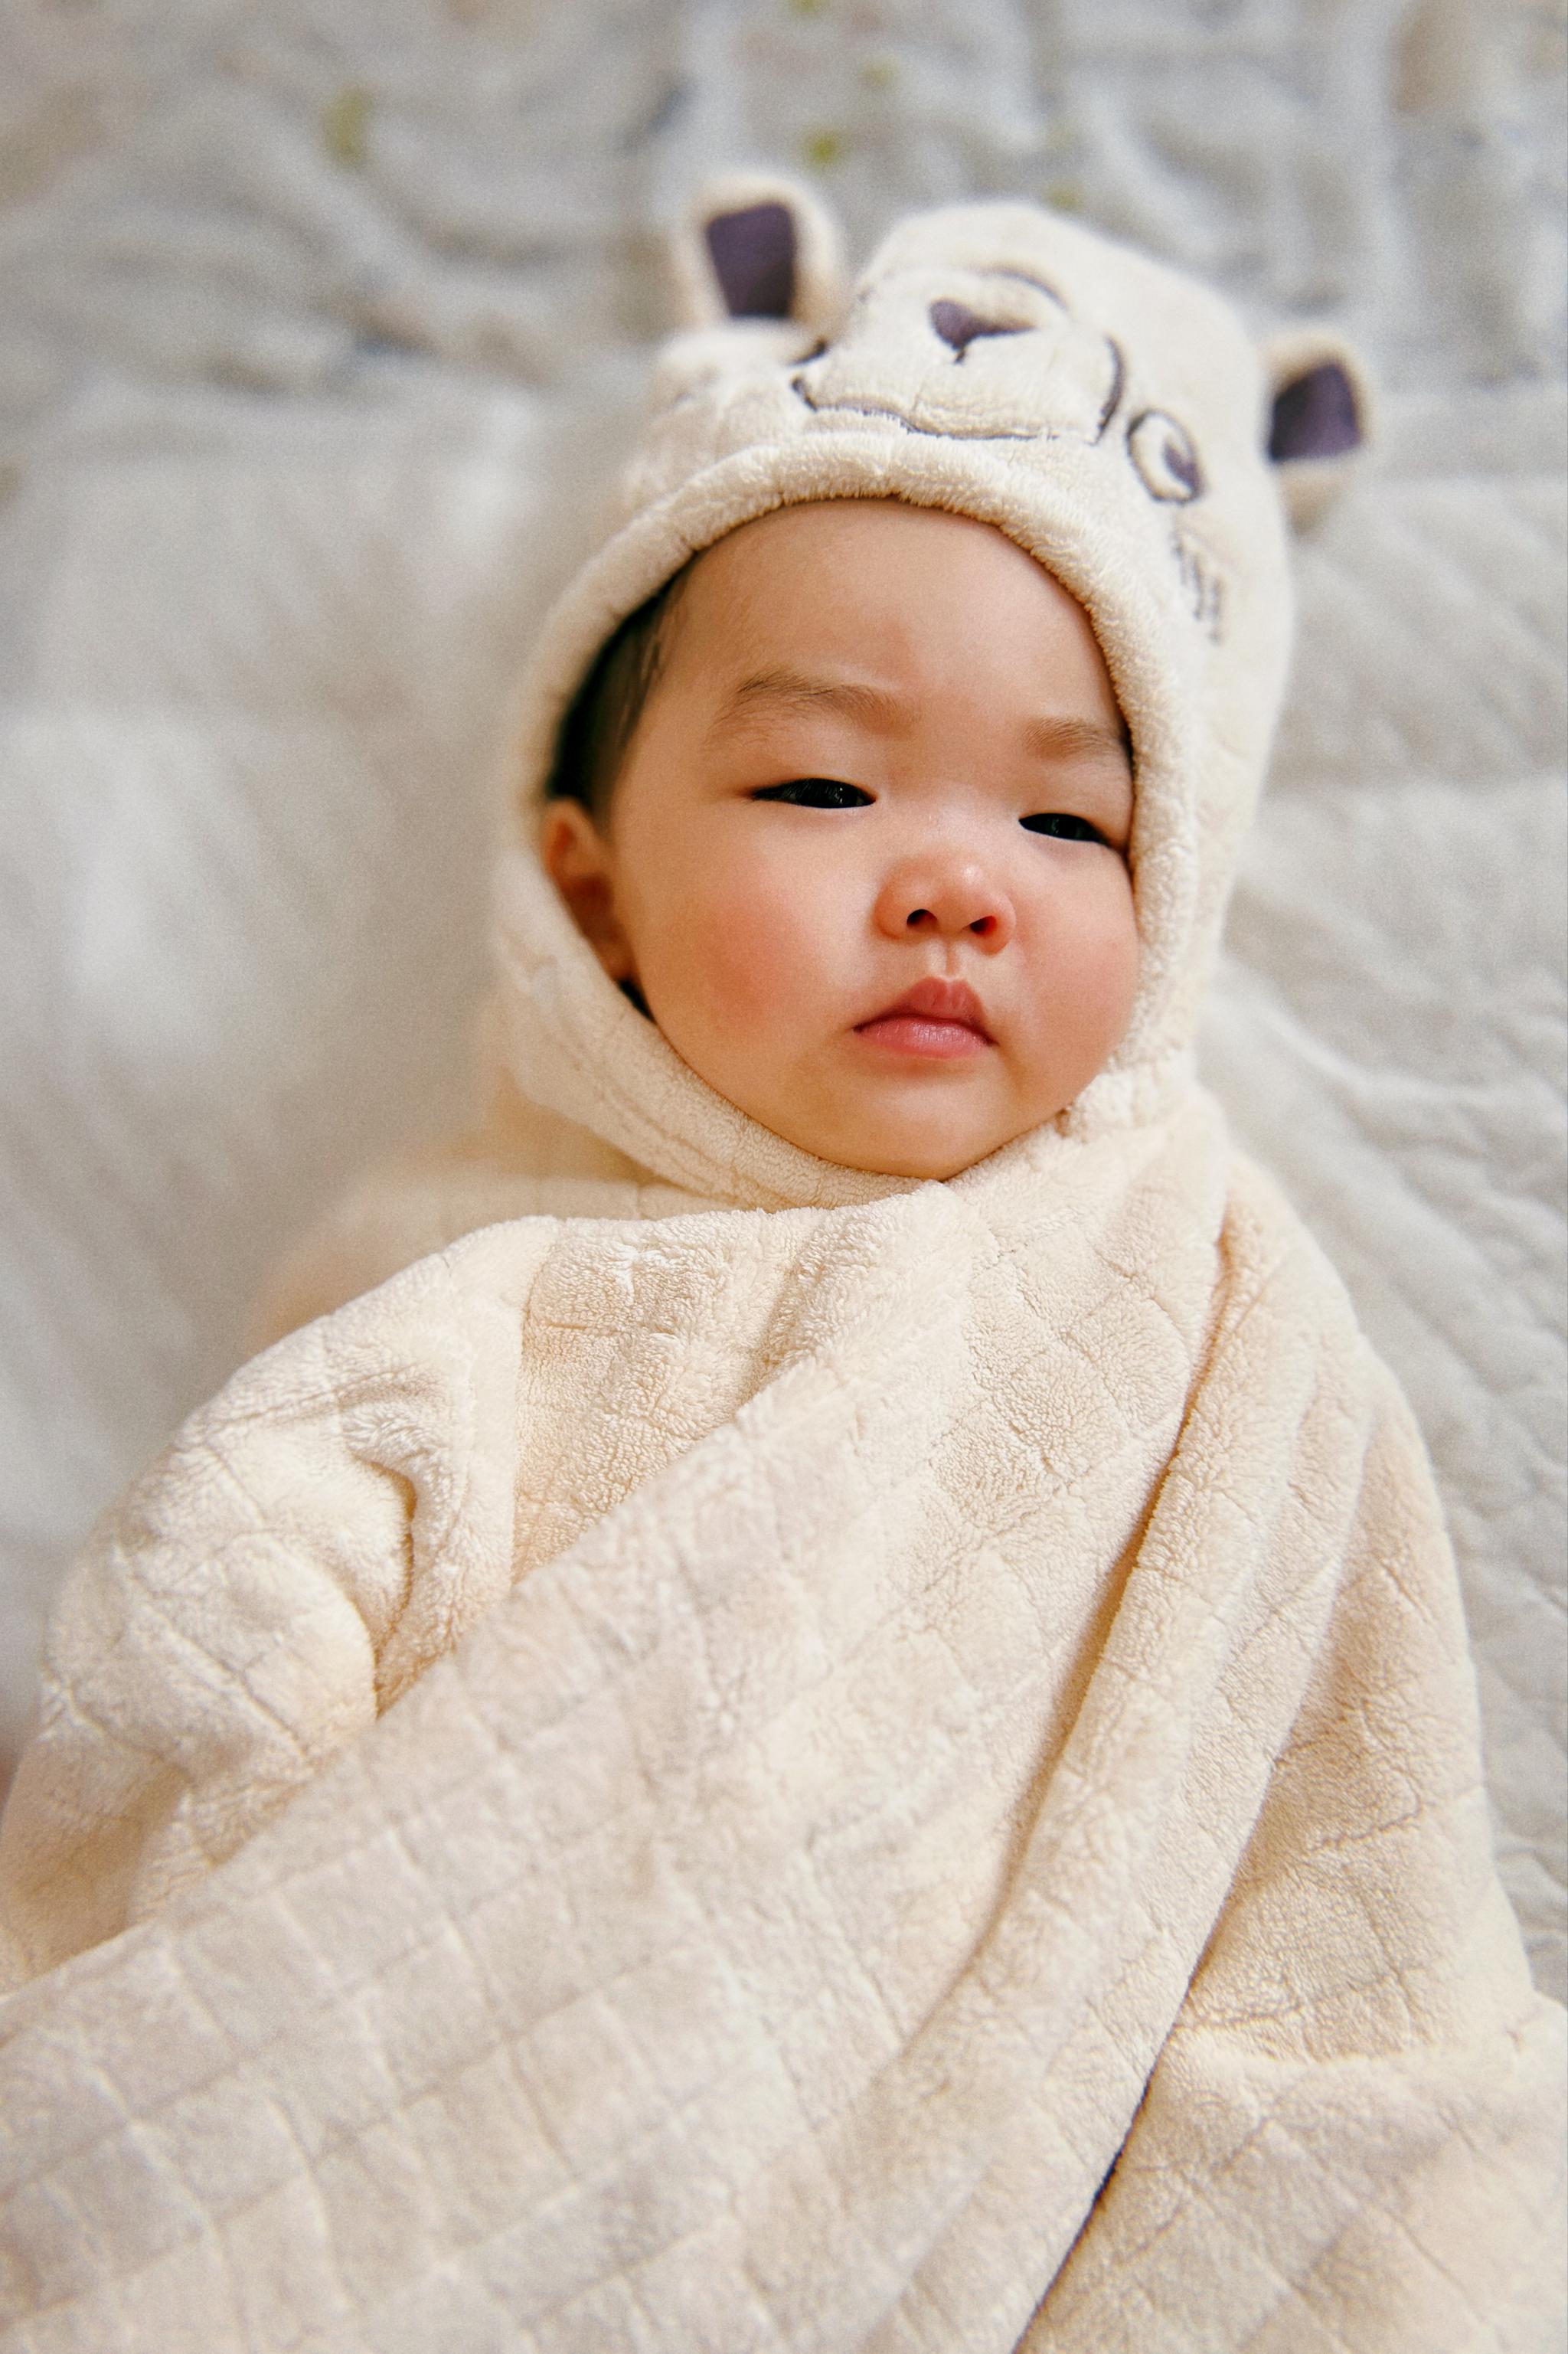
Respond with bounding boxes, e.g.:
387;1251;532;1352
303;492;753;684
1261;329;1375;531
668;172;848;335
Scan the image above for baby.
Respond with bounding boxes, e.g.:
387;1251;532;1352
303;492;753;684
0;182;1561;2352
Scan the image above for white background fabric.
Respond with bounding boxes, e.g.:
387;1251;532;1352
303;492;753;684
0;0;1563;1995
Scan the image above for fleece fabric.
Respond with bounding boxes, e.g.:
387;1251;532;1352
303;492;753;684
0;188;1560;2352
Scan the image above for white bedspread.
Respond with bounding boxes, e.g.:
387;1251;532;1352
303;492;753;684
1;0;1563;1999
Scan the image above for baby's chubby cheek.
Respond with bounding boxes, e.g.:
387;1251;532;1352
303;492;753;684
1031;885;1142;1084
630;837;851;1072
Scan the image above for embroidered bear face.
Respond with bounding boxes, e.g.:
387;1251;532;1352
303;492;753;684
790;265;1128;450
787;258;1210;542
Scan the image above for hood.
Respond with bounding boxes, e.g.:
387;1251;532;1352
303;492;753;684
489;178;1369;1210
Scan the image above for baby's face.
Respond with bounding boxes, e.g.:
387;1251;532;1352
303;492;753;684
543;499;1139;1180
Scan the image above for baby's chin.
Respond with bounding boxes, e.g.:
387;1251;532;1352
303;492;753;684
753;1096;1056;1183
817;1136;1031;1182
653;1015;1073;1180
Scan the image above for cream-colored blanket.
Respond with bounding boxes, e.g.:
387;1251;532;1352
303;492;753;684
0;940;1562;2346
2;193;1563;2348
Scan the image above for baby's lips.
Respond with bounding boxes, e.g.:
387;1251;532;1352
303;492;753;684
855;974;994;1040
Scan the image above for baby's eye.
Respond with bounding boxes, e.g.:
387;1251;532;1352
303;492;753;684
1021;812;1111;845
752;779;874;809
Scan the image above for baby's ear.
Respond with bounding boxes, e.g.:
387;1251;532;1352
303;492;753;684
1260;330;1375;531
668;172;848;335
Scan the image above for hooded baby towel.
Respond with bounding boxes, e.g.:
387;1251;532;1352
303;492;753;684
0;186;1561;2352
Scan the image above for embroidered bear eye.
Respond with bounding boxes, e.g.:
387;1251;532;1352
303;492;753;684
1127;410;1203;503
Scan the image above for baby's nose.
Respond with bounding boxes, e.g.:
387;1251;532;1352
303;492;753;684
875;859;1016;949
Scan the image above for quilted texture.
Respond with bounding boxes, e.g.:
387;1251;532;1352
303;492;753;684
1;189;1563;2346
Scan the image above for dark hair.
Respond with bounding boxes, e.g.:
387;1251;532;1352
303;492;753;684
544;562;694;823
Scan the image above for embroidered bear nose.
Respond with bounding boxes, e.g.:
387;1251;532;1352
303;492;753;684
929;299;1028;358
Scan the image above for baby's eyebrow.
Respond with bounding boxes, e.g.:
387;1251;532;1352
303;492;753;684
710;668;903;734
1024;714;1133;767
712;667;1132;769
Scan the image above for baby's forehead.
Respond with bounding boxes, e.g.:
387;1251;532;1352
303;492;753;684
662;500;1117;716
671;498;1083;645
688;493;1016;574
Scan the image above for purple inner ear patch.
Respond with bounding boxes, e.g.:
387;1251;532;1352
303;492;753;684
1268;361;1362;461
705;202;796;320
929;300;1029;358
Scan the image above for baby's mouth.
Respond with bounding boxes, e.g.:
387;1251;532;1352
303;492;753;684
853;976;995;1061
